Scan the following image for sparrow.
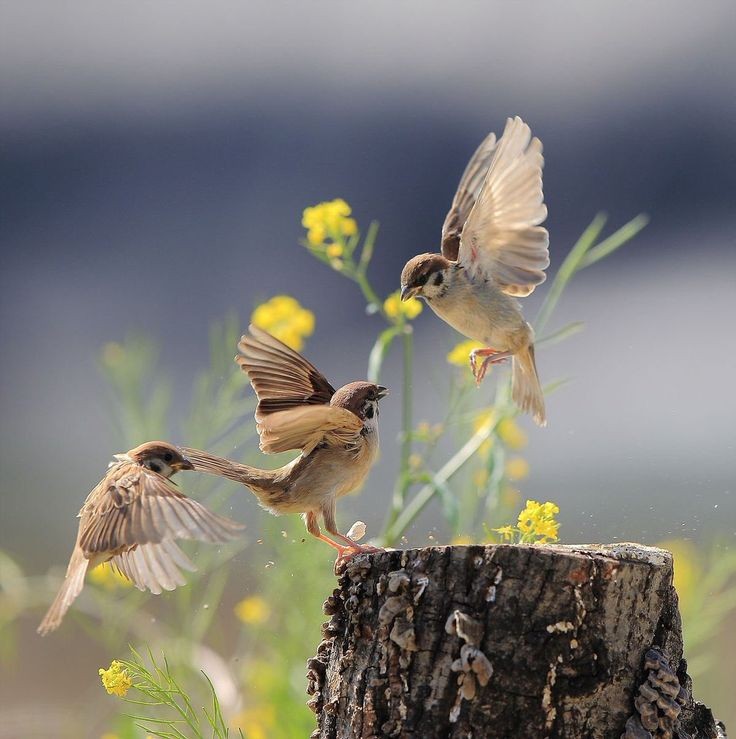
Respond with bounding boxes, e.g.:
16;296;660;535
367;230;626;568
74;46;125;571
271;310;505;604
400;116;549;426
38;441;243;635
181;324;388;565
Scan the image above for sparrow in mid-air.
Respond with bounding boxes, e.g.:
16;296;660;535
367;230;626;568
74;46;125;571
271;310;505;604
38;441;243;635
182;325;388;565
400;116;549;425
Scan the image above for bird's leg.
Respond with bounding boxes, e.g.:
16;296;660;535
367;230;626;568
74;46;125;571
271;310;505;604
304;511;355;560
470;348;512;385
322;504;383;555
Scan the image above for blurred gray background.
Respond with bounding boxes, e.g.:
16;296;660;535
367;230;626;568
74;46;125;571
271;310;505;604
1;0;735;726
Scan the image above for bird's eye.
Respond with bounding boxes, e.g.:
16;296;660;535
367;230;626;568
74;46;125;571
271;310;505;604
163;452;174;463
416;273;429;286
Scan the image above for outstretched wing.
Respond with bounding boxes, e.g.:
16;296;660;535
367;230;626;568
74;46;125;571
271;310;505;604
441;131;498;261
255;404;363;455
457;116;549;297
236;324;335;420
77;465;243;593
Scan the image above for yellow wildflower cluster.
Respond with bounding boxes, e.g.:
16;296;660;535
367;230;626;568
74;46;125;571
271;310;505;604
251;295;315;352
88;562;132;590
383;290;422;321
234;595;271;625
517;500;560;542
446;339;485;367
99;660;132;697
302;198;358;247
494;499;560;544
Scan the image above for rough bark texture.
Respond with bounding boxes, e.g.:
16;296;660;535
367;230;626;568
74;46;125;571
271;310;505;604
306;544;726;739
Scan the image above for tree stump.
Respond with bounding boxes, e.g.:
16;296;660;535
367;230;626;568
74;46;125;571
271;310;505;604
306;544;726;739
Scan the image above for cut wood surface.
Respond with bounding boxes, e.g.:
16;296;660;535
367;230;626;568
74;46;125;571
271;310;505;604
306;544;726;739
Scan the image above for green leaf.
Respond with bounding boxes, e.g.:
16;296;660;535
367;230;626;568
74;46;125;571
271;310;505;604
433;477;460;533
537;321;585;348
578;214;649;269
367;326;401;383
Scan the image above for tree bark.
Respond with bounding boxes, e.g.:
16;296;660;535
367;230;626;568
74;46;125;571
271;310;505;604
306;544;726;739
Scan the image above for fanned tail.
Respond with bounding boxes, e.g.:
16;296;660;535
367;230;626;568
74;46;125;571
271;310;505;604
512;343;546;427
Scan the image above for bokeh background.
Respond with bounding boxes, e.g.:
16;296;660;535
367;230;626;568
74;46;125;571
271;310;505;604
1;1;735;736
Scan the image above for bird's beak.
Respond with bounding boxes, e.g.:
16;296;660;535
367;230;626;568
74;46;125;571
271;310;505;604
400;284;415;302
376;385;389;400
178;456;195;471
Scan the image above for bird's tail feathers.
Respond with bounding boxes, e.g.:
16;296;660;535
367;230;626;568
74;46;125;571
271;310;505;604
181;447;280;509
37;549;89;636
512;344;547;427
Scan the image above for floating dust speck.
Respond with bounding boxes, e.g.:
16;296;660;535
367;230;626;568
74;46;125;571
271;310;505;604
256;539;263;544
265;561;275;569
203;604;209;609
281;530;288;538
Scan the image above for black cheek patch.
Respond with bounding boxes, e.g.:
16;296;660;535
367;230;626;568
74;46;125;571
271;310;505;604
364;405;375;419
434;272;444;286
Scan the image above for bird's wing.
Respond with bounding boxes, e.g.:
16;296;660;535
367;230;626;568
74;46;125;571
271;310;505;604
110;540;197;595
236;324;335;419
441;131;498;261
256;405;363;455
457;116;549;297
76;465;242;592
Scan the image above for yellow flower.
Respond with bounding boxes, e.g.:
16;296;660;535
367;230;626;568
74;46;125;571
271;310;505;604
251;295;315;351
516;499;560;542
302;199;358;246
534;519;559;541
383;290;422;321
497;418;528;450
326;243;343;258
505;456;530;481
99;660;132;697
447;339;485;367
234;595;270;625
88;563;132;590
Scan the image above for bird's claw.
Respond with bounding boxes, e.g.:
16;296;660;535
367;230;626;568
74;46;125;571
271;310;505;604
469;348;509;386
333;544;382;575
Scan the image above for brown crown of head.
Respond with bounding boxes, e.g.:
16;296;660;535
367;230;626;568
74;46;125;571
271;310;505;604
127;441;194;470
400;253;451;299
331;381;389;420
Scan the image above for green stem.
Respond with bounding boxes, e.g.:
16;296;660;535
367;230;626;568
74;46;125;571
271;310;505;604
381;418;498;546
534;212;607;335
383;323;413;536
